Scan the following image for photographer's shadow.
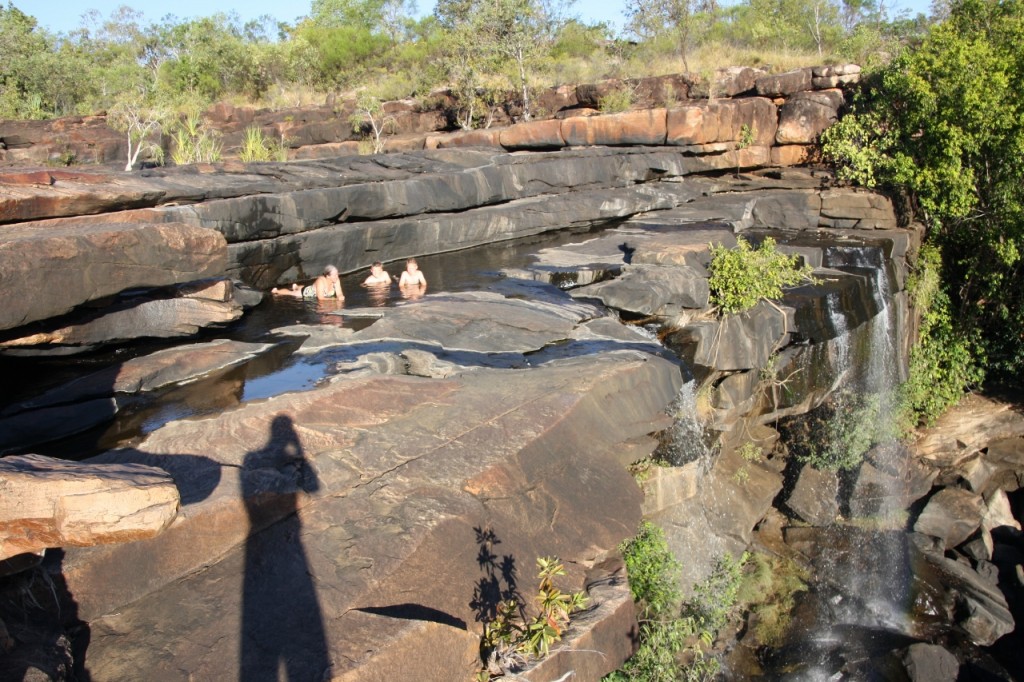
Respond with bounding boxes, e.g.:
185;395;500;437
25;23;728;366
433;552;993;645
240;414;330;681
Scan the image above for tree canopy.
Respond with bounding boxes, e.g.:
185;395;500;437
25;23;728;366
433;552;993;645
823;0;1024;421
0;0;925;123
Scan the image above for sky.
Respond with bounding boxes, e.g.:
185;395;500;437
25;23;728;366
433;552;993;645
24;0;932;37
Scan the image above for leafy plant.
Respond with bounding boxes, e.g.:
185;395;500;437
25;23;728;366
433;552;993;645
608;523;746;682
733;441;764;484
734;553;808;647
237;126;287;162
349;92;397;154
798;392;888;471
735;122;754;175
598;85;635;113
708;236;816;314
479;556;588;678
169;111;222;165
107;94;169;171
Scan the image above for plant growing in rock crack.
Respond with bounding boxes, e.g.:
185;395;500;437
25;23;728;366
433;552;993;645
733;441;764;484
478;556;588;679
608;522;746;682
708;236;816;315
735;123;754;176
797;392;891;471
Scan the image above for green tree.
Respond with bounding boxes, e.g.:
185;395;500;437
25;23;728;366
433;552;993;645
0;4;57;119
625;0;717;72
822;0;1024;413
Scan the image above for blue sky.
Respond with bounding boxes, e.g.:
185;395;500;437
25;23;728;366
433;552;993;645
25;0;932;36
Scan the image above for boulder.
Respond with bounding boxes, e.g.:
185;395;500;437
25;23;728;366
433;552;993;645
775;90;844;145
498;119;566;149
0;454;179;560
820;189;898;230
686;300;789;372
340;291;599;353
3;339;277;414
787;464;840;526
755;68;813;97
913;394;1024;468
914;487;986;550
982;489;1021;532
910;533;1015;646
0;282;246;351
62;350;681;679
666;98;778;148
0;222;227;331
899;643;960;682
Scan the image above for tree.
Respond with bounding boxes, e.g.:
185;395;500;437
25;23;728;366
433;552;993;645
349;92;395;153
107;92;167;171
624;0;717;72
0;4;56;118
822;0;1024;409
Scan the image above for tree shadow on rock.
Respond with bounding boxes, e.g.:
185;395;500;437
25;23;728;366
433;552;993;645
469;526;522;626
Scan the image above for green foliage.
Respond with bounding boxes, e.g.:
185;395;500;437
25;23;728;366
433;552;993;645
733;441;764;484
799;391;889;470
896;244;985;428
708;236;815;314
107;94;169;171
822;0;1024;387
598;85;635;113
479;556;588;678
620;521;682;619
169;112;222;165
734;552;808;646
237;126;287;162
349;93;395;153
610;523;749;682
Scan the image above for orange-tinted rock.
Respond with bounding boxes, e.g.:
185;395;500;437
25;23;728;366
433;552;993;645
561;109;667;146
498;119;566;149
667;98;778;147
776;90;844;144
0;454;179;560
428;128;503;148
772;144;818;166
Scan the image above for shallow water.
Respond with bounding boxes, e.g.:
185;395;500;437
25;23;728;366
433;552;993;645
0;224;614;458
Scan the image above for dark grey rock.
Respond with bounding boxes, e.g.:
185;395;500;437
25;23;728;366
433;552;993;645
900;642;959;682
571;263;709;314
787;463;840;526
914;487;986;550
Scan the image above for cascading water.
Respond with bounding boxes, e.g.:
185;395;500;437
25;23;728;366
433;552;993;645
765;245;918;678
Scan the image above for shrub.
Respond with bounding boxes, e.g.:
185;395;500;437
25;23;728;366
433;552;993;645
598;85;634;113
708;236;815;314
609;523;748;682
169;112;222;165
237;126;287;162
479;556;588;678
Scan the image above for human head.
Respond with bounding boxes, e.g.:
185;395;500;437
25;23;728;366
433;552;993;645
371;261;383;271
405;258;418;271
323;265;339;278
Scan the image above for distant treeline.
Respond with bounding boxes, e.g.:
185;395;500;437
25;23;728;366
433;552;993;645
1;0;930;123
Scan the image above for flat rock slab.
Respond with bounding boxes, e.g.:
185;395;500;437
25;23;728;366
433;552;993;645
0;221;226;331
0;454;179;560
64;351;682;680
337;291;602;353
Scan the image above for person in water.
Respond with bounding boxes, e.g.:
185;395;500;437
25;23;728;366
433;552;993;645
397;258;427;288
271;265;344;301
362;261;392;286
